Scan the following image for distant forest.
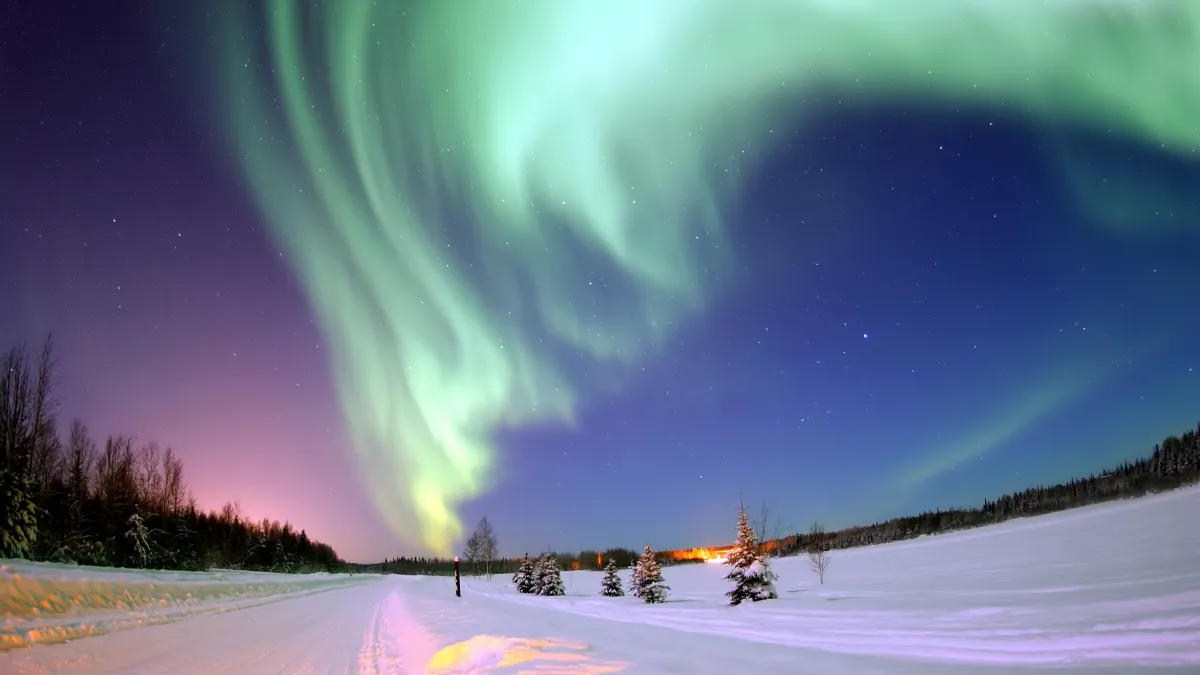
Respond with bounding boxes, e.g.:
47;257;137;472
772;420;1199;556
365;547;642;578
0;338;342;572
369;419;1200;576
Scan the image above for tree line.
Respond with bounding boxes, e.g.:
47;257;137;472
1;338;342;572
367;515;649;577
373;546;648;577
774;421;1200;556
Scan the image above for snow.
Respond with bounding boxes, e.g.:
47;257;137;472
0;561;364;651
2;487;1199;673
746;559;763;577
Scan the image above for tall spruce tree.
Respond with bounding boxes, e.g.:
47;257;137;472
1;471;37;559
535;552;565;596
725;505;778;605
600;558;625;597
512;552;535;594
630;545;669;603
531;552;547;593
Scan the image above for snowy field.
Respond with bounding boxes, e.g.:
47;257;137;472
1;487;1198;674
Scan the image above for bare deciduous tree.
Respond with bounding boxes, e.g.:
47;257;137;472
161;447;187;514
0;337;58;557
808;521;831;584
466;516;498;579
138;441;164;511
463;530;482;576
95;435;137;509
65;419;95;531
30;418;63;495
480;517;497;579
750;498;790;559
1;337;58;469
219;500;243;525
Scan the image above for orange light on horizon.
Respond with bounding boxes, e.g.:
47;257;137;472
660;546;732;563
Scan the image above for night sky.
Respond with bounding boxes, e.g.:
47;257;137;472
3;2;1198;563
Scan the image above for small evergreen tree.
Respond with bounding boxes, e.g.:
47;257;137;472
273;539;292;572
535;552;565;596
512;553;535;594
630;545;669;603
125;508;155;568
600;558;624;597
725;505;778;605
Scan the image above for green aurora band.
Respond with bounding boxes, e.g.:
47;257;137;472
210;0;1199;554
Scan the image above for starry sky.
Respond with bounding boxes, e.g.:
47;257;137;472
3;1;1198;563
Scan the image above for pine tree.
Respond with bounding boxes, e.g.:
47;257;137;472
512;553;535;594
125;508;154;568
725;505;778;605
273;539;292;572
630;545;669;603
535;553;565;596
1;470;37;559
600;558;625;597
532;553;547;593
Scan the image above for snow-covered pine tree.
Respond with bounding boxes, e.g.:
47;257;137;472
512;553;535;594
600;558;624;597
724;505;778;605
535;553;565;596
273;539;292;573
537;553;556;593
1;469;37;559
126;508;154;568
630;545;669;603
531;553;546;592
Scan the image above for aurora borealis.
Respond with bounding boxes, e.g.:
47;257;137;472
3;1;1199;561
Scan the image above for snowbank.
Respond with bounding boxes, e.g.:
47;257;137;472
0;561;364;650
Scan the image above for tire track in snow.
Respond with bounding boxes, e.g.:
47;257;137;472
358;579;442;675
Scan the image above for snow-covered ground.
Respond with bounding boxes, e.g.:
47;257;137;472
0;561;367;651
2;487;1198;674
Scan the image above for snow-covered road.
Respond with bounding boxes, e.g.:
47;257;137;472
2;487;1199;674
0;572;857;674
1;573;1111;675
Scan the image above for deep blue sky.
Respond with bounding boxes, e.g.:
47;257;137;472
3;3;1198;562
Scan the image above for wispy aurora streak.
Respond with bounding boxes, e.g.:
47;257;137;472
211;0;1199;553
